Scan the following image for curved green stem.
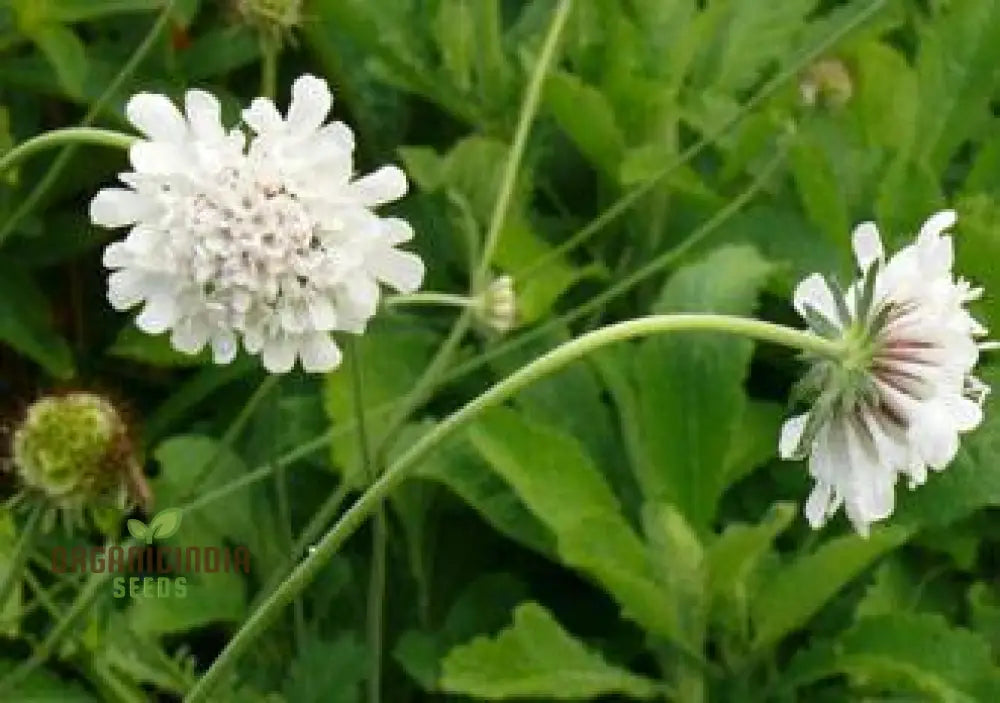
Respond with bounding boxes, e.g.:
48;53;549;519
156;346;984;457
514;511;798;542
185;314;841;702
0;128;135;177
0;0;174;246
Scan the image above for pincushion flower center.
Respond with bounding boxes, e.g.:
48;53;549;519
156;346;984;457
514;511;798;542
177;163;340;316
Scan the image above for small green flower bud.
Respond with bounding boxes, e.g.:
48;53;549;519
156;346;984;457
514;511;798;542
476;275;517;334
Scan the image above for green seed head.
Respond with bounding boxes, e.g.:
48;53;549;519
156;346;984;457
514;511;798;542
11;393;131;509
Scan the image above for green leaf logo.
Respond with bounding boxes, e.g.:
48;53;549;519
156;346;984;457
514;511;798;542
126;509;183;544
126;518;149;542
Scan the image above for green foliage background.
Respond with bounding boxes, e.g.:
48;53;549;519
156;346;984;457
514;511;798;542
3;0;1000;700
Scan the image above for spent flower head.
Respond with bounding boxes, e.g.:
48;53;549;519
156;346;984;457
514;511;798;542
780;210;989;536
6;392;145;532
91;74;424;374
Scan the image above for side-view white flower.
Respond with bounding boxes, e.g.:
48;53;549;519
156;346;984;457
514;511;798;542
780;210;989;536
91;74;424;373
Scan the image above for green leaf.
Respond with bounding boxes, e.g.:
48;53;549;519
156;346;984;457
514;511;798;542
152;435;283;576
432;0;475;93
148;508;182;541
969;582;1000;658
751;525;912;650
283;633;367;703
413;429;554;556
696;0;817;94
466;407;677;640
851;40;919;151
790;124;850;245
875;154;944;241
177;26;260;80
394;572;531;691
721;400;785;491
707;502;795;613
0;659;96;702
643;502;706;650
955;196;1000;332
0;263;74;378
785;613;1000;700
915;0;1000;171
126;519;149;543
26;23;88;99
440;602;660;699
126;571;247;636
323;325;438;487
632;245;774;528
486;326;631;505
545;70;625;178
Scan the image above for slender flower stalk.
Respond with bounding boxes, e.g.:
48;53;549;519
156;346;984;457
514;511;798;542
184;313;842;702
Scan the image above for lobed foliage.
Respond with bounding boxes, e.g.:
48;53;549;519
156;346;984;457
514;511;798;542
3;0;1000;701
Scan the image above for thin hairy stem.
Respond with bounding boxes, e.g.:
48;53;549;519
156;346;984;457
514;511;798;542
349;339;385;703
475;0;574;286
185;314;842;701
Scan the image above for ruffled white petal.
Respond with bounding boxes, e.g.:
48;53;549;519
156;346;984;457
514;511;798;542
299;332;342;372
793;273;839;325
851;221;883;270
350;166;408;206
184;90;225;142
90;188;153;227
127;93;188;143
135;295;178;334
367;247;425;293
779;413;808;459
262;336;297;374
243;98;283;134
286;74;331;133
917;209;956;242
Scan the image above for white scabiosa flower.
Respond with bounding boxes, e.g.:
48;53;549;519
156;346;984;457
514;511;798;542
90;75;424;373
779;210;989;536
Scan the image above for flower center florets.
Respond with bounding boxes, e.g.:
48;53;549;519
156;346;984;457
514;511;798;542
165;159;353;333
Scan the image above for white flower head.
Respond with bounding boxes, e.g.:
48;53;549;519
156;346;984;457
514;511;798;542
780;210;990;536
91;75;424;373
